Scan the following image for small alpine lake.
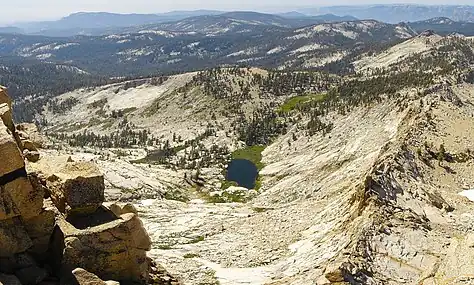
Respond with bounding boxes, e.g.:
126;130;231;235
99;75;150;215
225;159;258;190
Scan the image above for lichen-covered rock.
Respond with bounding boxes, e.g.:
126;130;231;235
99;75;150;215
0;121;24;176
4;176;43;220
52;211;151;282
0;217;32;257
29;157;104;216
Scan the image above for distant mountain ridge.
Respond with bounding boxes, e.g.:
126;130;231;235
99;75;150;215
302;4;474;23
126;12;360;35
408;17;474;36
10;10;225;37
3;5;474;37
3;11;359;37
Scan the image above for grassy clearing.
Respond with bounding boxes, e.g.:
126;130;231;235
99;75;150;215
231;145;266;170
278;93;326;113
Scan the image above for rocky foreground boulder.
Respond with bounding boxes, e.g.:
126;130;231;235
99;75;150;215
0;86;165;284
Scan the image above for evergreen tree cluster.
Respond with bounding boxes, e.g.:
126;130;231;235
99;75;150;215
234;105;288;146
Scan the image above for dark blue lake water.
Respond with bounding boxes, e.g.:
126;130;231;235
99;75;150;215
226;159;258;189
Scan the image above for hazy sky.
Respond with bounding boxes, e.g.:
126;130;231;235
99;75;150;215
2;0;473;24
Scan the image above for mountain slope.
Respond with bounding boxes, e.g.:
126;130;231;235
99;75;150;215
33;35;474;284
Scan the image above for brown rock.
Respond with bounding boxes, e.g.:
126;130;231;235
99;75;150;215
4;176;43;220
0;273;22;285
16;123;44;149
0;122;24;176
21;140;38;152
71;268;107;285
24;150;40;163
52;211;151;282
324;264;346;282
0;217;32;257
103;202;138;217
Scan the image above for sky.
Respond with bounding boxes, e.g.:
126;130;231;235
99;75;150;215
2;0;473;24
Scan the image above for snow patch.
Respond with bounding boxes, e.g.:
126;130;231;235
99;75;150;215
53;43;79;50
290;44;326;54
36;53;52;60
227;48;258;57
460;190;474;202
267;46;284;55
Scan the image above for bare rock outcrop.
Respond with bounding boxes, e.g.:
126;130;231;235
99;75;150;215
0;87;156;284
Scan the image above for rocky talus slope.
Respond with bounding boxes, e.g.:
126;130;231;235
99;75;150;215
0;86;177;284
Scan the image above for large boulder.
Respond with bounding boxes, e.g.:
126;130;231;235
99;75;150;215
28;157;104;216
0;217;32;257
0;121;24;177
52;210;151;283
